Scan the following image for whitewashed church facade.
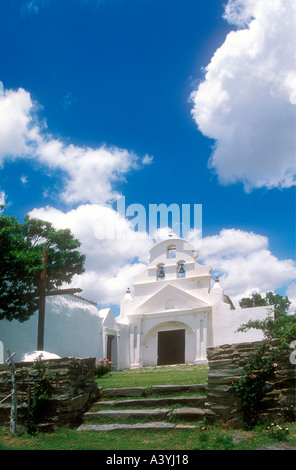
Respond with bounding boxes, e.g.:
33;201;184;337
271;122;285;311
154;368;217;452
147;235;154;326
0;235;271;368
116;236;270;369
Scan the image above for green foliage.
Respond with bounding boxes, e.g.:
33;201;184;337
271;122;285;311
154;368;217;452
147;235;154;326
238;312;296;348
239;292;268;308
27;356;54;435
232;343;279;428
213;433;234;450
239;291;291;317
238;292;296;348
0;213;85;322
266;421;290;441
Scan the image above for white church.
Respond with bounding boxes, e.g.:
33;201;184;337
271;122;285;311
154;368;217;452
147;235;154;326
0;235;271;368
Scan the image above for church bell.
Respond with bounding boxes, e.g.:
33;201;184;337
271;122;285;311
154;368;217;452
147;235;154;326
158;267;165;278
178;264;185;274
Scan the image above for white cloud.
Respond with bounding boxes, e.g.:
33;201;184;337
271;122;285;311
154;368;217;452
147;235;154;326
20;175;28;185
0;86;152;204
223;0;258;27
198;228;296;304
142;154;154;165
28;204;153;306
72;262;147;307
0;191;5;209
190;0;296;191
286;282;296;313
37;138;139;204
0;88;37;163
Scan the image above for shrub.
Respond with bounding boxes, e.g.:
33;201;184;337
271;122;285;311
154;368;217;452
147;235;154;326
96;357;114;378
268;422;289;441
232;342;278;428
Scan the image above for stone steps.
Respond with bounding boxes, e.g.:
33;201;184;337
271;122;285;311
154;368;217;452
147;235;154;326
93;396;206;408
78;408;215;432
84;408;171;421
77;422;196;431
83;407;213;421
100;383;207;398
77;383;215;432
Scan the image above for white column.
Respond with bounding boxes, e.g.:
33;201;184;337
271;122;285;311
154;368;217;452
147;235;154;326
130;323;141;368
194;315;201;363
194;313;207;363
102;327;107;358
129;327;135;367
200;314;207;360
115;332;120;371
136;326;141;367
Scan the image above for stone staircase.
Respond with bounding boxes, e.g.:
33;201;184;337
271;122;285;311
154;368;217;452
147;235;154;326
77;383;216;432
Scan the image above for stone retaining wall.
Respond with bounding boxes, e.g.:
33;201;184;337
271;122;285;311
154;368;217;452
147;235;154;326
0;357;99;430
206;339;296;428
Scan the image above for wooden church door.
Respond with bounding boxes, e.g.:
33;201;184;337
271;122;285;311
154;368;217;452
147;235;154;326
157;329;185;365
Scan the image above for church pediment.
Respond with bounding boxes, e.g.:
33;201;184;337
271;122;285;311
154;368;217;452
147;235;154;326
131;284;210;316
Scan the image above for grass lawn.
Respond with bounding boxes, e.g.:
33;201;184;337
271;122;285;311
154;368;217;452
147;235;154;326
0;364;295;451
1;422;295;451
96;363;209;389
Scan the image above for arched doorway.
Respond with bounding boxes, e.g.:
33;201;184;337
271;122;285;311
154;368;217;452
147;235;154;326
142;321;194;367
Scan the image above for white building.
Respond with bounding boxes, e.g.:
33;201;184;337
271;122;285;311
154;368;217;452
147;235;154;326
116;235;270;368
0;295;119;365
0;235;271;368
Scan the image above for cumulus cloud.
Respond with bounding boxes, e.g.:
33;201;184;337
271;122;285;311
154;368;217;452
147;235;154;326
37;139;139;204
198;228;296;304
190;0;296;191
0;86;151;204
0;84;155;307
0;88;38;163
28;204;153;305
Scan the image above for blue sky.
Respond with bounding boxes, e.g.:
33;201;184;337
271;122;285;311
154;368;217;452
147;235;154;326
0;0;295;314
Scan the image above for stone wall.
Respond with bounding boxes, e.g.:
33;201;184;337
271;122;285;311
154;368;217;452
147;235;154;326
206;339;296;428
0;357;99;430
